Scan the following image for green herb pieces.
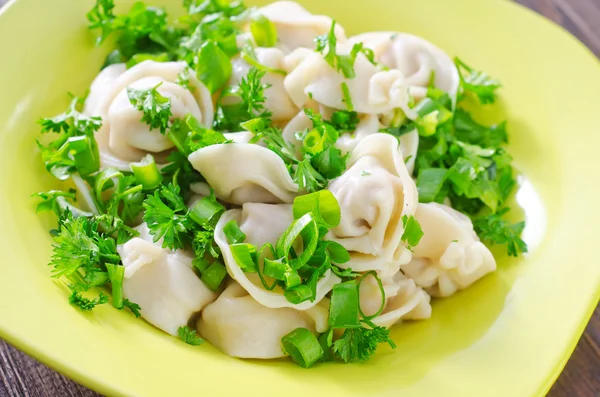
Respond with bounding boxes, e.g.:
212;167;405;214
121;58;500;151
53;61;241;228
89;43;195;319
416;168;448;203
281;328;324;368
401;215;424;249
250;14;277;47
69;291;109;311
473;208;527;257
142;183;193;249
178;325;204;346
223;220;246;244
315;21;361;79
126;52;170;68
328;281;360;328
201;262;227;291
105;263;125;309
195;40;233;93
455;58;501;104
332;324;395;363
127;82;172;134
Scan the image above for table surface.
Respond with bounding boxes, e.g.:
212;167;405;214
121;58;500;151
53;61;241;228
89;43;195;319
1;0;599;396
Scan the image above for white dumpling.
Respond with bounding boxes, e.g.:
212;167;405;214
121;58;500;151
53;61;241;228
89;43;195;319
117;224;217;335
214;203;341;310
283;48;414;116
359;272;432;328
230;47;298;122
188;143;298;204
198;282;329;359
89;61;213;170
348;32;459;105
327;134;418;277
401;203;497;297
257;1;346;53
84;63;127;116
335;114;380;155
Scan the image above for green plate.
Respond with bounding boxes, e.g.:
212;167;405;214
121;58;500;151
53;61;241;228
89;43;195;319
0;0;598;396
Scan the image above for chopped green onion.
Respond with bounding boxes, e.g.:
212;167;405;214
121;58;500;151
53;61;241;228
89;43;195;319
328;280;360;328
340;82;354;112
284;284;314;304
230;243;258;272
105;263;125;309
322;241;350;264
283;265;302;288
223;220;246;244
275;214;319;269
263;257;287;280
293;190;341;227
189;195;225;228
401;215;424;248
130;154;163;190
250;14;277;47
93;168;123;203
195;40;232;94
357;271;386;320
67;135;100;177
126;53;170;69
201;262;227;291
281;328;323;368
318;329;334;362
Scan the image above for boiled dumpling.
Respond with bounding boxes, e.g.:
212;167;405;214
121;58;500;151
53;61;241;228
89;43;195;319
188;143;298;204
229;47;298;122
214;203;340;309
401;203;497;297
327;133;418;277
198;282;329;359
359;272;432;328
283;48;415;117
257;1;346;53
117;224;217;335
348;32;459;105
89;61;213;170
84;63;127;116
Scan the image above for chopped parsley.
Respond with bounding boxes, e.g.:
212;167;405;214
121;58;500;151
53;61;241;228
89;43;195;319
178;325;204;345
127;83;172;134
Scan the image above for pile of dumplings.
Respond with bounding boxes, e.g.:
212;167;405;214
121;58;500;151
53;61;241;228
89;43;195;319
85;1;496;360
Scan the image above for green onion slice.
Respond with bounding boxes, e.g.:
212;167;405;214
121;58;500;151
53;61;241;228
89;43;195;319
357;271;386;320
105;263;125;309
328;280;360;328
292;190;341;228
230;243;258;273
250;14;277;47
201;262;227;291
223;220;246;244
281;328;323;368
275;213;319;269
67;135;100;177
130;154;163;190
189;195;225;228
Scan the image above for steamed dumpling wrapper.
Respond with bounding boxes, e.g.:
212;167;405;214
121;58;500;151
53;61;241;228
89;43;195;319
257;1;346;53
188;143;299;205
348;32;460;105
214;203;340;310
401;203;497;297
86;61;213;170
117;224;217;335
229;47;299;122
327;134;418;277
83;63;127;116
283;48;415;117
198;282;329;359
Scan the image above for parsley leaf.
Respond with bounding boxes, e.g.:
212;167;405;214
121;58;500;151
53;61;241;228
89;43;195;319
123;299;142;318
455;57;502;104
127;83;172;134
473;208;527;257
401;215;424;249
332;325;394;363
315;21;362;79
142;183;193;250
178;325;204;346
69;291;109;311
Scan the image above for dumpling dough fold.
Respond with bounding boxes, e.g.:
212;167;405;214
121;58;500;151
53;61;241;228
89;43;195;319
86;61;213;170
327;134;418;277
214;203;340;310
188;143;299;204
117;224;217;335
198;282;329;359
348;32;459;105
401;203;497;297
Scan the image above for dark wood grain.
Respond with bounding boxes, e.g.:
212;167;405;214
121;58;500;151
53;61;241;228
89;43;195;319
0;0;598;396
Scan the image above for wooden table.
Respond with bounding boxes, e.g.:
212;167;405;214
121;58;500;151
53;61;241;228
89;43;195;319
0;0;599;396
